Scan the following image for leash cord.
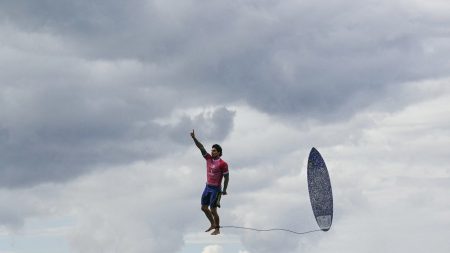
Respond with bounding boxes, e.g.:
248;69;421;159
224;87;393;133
220;225;322;235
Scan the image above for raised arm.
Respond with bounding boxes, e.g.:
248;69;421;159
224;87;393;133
190;129;207;156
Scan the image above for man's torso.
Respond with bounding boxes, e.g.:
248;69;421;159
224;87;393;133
204;154;228;187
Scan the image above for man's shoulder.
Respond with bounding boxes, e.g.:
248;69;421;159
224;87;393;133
219;158;228;167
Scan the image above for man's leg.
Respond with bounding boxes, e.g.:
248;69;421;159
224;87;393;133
210;207;220;235
201;205;215;232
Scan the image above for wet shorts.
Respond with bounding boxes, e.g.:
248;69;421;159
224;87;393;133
201;184;222;208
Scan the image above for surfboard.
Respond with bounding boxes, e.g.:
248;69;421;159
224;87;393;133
307;147;333;231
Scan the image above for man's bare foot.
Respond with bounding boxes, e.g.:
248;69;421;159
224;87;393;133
205;226;215;232
211;228;220;235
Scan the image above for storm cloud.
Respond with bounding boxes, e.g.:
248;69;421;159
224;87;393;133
1;0;450;253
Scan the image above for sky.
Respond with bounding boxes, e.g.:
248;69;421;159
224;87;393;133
0;0;450;252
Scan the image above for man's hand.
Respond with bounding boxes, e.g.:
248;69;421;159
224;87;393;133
191;129;206;155
222;191;227;195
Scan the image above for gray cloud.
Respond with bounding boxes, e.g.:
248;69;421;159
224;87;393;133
1;1;450;252
2;0;449;122
169;107;236;143
0;75;235;187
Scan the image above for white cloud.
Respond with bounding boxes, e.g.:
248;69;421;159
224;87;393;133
215;80;450;253
201;245;223;253
1;82;449;253
1;1;450;253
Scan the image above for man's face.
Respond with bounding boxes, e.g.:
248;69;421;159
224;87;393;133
211;148;220;159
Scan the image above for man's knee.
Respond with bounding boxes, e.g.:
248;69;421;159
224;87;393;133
210;207;218;215
201;205;209;212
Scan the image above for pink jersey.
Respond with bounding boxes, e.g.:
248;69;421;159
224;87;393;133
204;153;229;187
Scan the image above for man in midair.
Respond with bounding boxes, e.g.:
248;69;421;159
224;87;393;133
190;129;229;235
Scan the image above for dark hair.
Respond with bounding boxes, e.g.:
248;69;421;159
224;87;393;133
212;144;222;156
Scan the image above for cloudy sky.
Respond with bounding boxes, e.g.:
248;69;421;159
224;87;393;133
1;0;450;252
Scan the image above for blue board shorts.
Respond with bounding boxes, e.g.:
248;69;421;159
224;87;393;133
201;184;222;208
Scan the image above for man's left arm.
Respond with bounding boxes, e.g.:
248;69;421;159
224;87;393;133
222;173;229;195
